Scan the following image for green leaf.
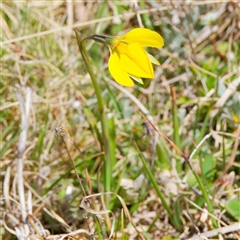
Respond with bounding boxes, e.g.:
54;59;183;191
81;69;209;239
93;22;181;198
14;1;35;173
226;198;240;220
201;154;216;181
218;42;228;53
187;172;198;187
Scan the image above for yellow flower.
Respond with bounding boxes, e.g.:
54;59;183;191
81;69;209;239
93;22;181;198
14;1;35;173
91;28;164;86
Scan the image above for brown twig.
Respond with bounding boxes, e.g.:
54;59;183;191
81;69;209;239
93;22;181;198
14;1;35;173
216;124;240;183
53;127;87;197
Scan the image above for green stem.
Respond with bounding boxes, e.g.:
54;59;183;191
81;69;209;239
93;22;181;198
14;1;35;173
75;30;111;192
134;142;181;230
75;31;104;113
185;151;217;228
191;164;218;228
171;87;181;173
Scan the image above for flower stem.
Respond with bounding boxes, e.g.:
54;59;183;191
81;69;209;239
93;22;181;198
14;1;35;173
75;30;111;192
75;31;104;113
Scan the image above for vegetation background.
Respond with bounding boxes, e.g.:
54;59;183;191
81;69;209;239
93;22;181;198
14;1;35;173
1;0;240;239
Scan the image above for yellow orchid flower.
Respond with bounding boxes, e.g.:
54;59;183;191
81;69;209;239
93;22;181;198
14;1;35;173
87;28;164;86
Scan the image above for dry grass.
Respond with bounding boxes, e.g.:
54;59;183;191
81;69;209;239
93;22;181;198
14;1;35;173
1;1;240;239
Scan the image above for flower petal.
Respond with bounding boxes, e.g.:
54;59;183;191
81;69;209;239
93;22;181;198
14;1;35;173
108;52;134;86
119;43;154;78
147;53;160;65
122;28;164;48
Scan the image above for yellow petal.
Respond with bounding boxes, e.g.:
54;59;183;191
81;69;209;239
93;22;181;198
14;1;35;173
148;53;160;65
122;28;164;48
108;52;134;86
119;43;154;78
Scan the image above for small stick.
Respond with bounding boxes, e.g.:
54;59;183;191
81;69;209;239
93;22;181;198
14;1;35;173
15;85;32;224
187;222;240;240
53;126;87;197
